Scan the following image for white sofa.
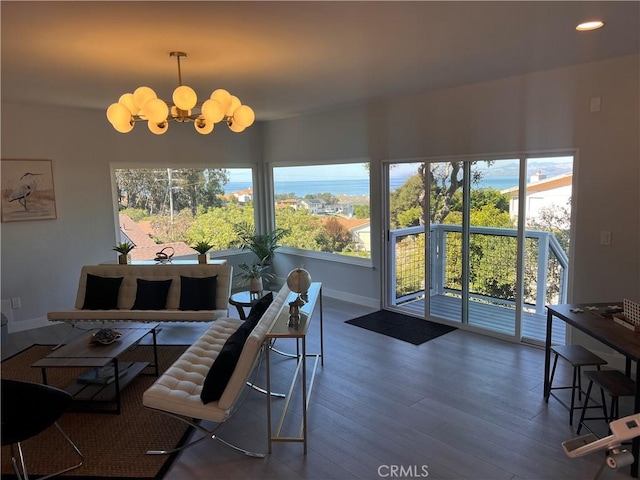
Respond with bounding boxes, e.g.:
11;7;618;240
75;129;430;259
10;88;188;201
47;264;233;323
141;283;292;457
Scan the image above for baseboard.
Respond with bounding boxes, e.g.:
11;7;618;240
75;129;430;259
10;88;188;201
7;316;50;333
270;278;380;309
320;287;379;309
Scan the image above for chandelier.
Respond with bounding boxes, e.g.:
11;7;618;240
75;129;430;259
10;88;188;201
106;51;255;135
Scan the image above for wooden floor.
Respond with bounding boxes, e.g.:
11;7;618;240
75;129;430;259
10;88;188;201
2;297;634;479
399;294;567;345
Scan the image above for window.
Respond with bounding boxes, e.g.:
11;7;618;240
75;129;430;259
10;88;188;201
272;163;371;259
113;167;254;261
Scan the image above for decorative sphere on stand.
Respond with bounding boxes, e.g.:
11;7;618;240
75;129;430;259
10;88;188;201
286;268;312;294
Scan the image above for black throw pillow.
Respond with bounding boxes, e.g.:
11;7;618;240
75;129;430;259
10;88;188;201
131;278;172;310
179;275;217;311
200;320;253;404
248;292;273;320
199;295;272;404
82;273;123;310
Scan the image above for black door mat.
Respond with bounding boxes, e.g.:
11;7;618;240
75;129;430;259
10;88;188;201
345;310;457;345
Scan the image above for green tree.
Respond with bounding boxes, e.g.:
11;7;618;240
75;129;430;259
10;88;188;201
115;168;229;217
390;174;423;228
275;208;324;250
151;209;196;243
187;203;253;250
317;217;352;252
354;204;370;219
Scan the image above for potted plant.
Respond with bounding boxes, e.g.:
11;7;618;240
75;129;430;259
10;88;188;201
234;222;288;267
192;240;214;264
113;241;135;264
236;262;276;293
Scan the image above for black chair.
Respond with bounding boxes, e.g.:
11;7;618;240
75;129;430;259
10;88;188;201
1;379;83;479
546;344;607;425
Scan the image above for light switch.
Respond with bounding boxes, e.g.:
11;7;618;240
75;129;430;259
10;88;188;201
600;231;611;246
590;97;601;112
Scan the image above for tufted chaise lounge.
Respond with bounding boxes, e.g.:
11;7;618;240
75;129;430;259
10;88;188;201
141;284;292;457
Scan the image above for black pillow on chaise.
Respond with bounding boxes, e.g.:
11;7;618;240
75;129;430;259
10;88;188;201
200;292;273;404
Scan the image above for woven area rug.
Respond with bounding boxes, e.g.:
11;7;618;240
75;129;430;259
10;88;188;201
346;310;457;345
1;344;190;480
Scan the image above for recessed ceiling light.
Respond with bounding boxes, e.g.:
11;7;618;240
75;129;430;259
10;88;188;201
576;21;605;31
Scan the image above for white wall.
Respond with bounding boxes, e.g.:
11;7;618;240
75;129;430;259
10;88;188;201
2;54;638;334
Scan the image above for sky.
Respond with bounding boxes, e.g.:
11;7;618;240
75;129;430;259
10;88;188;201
227;157;573;183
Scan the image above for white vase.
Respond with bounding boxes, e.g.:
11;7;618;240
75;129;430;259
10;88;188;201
249;277;263;293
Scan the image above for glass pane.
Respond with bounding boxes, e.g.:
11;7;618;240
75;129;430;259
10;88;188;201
428;161;464;323
466;158;519;334
387;162;425;314
272;163;371;258
114;167;254;262
520;156;573;344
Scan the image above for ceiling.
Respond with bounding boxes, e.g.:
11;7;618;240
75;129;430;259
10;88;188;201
1;1;638;121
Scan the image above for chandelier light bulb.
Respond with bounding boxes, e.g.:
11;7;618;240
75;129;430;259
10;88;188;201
113;117;134;133
232;105;255;127
226;95;241;117
228;119;246;133
201;99;225;123
106;103;132;126
210;89;232;113
133;86;157;110
194;117;214;134
173;85;197;111
118;93;137;115
148;120;169;135
143;98;169;124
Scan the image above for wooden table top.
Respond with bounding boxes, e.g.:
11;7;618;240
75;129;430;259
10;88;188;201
547;302;640;362
32;324;156;369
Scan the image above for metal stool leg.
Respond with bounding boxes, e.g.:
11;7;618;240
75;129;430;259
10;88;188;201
546;354;560;402
578;380;595;435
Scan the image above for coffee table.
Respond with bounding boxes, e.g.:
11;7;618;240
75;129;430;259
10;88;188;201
32;323;158;414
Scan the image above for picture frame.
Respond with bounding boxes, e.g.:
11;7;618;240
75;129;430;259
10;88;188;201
1;159;57;222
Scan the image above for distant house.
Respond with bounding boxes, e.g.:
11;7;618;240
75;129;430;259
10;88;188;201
299;198;324;214
275;198;299;209
325;203;355;218
501;172;572;227
233;188;253;204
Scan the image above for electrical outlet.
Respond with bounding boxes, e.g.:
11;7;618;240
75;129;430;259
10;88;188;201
600;231;612;246
11;297;21;309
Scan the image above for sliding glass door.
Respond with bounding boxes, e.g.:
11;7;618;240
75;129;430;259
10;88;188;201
385;154;573;345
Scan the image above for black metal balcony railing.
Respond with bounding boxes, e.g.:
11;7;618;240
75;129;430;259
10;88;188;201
389;224;569;343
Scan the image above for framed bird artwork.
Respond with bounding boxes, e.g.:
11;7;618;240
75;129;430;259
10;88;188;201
1;159;57;222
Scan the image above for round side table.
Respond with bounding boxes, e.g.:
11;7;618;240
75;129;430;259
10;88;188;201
229;290;272;320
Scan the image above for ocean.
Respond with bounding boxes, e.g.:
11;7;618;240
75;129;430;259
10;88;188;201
224;176;519;196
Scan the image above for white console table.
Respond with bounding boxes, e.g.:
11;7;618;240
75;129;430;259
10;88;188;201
265;282;323;454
